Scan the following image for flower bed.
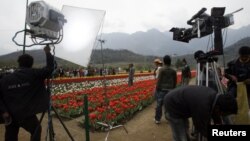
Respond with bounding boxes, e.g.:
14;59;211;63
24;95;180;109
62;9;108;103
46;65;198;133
51;74;156;130
50;71;196;130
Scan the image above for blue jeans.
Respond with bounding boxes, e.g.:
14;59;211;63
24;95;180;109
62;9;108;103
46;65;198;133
165;112;190;141
155;90;168;121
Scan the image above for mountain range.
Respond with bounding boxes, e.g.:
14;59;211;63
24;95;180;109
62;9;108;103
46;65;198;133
1;25;250;69
101;25;250;56
1;36;250;70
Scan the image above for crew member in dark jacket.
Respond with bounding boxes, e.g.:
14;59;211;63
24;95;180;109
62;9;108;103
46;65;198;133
225;46;250;106
154;55;177;124
0;45;54;141
164;85;238;141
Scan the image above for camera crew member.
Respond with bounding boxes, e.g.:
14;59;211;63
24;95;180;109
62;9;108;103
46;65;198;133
0;45;54;141
225;46;250;107
164;85;238;141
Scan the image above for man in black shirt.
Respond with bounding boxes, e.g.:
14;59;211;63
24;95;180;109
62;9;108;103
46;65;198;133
0;45;54;141
181;58;191;86
128;63;135;86
164;85;237;141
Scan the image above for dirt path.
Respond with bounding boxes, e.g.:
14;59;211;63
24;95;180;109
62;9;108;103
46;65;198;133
0;101;172;141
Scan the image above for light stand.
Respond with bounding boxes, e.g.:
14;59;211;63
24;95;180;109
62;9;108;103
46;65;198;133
30;45;75;141
46;69;76;141
23;0;29;54
97;39;128;141
14;1;72;140
98;39;108;102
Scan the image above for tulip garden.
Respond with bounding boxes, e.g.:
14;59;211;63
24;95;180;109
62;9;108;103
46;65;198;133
50;72;194;130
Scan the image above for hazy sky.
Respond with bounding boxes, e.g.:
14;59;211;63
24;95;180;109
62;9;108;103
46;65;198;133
0;0;249;63
0;0;249;34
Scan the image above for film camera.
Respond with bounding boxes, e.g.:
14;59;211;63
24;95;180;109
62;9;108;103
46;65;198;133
170;7;242;55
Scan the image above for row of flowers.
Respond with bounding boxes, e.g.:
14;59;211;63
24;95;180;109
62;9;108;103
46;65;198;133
50;71;196;130
51;74;156;130
51;74;154;95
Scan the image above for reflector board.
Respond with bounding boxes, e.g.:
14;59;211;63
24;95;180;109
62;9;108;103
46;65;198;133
57;5;105;67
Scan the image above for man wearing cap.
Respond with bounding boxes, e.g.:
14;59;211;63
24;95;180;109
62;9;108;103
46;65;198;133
154;55;177;124
153;58;163;79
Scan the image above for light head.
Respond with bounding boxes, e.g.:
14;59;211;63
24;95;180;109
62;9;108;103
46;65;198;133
26;1;67;39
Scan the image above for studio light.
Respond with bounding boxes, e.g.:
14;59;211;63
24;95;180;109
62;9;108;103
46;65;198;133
26;0;66;39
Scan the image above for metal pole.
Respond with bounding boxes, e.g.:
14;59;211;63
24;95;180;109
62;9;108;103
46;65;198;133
99;40;108;104
84;95;90;141
206;62;209;87
197;62;200;85
23;0;29;54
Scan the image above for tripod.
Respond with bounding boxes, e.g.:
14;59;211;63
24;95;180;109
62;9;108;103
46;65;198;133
193;56;224;141
31;46;75;141
34;106;75;141
196;57;224;94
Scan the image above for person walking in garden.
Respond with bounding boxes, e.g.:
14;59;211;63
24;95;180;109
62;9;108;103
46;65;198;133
0;45;54;141
181;58;191;86
153;58;163;99
128;63;135;86
153;58;163;79
154;55;177;124
58;66;65;78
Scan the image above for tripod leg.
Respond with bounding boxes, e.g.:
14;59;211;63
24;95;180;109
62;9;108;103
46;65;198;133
30;112;45;141
49;120;55;141
47;110;56;141
52;106;75;141
196;62;200;85
206;62;209;87
212;62;224;94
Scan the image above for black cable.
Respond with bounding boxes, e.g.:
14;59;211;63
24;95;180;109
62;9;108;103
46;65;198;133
12;28;64;47
46;44;57;141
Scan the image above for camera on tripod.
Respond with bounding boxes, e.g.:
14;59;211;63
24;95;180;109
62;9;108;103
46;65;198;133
170;7;242;55
194;50;219;63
